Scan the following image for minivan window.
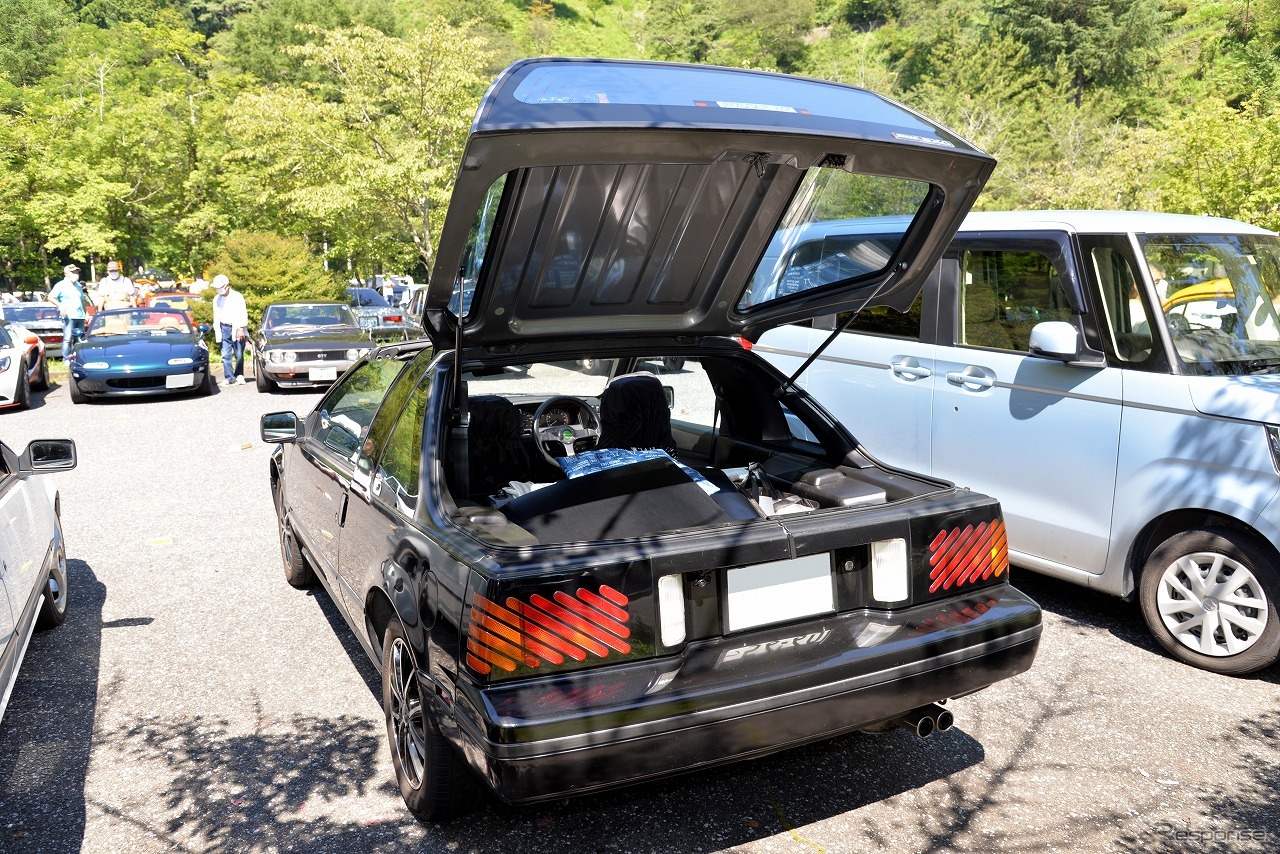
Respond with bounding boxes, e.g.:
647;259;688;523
956;249;1071;351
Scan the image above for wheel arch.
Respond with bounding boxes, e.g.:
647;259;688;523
365;586;399;668
1126;509;1278;597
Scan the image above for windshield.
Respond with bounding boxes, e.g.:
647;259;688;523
87;309;192;337
265;304;359;329
348;288;389;307
1139;233;1280;375
3;304;59;323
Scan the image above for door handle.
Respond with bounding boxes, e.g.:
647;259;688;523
890;357;932;380
946;367;996;390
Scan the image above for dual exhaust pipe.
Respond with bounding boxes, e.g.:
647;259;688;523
896;702;954;739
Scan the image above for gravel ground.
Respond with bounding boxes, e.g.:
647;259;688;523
0;370;1277;853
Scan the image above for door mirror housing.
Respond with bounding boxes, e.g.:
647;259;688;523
19;439;77;473
1029;321;1106;368
261;411;299;443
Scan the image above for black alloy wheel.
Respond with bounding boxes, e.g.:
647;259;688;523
33;354;50;391
382;619;480;822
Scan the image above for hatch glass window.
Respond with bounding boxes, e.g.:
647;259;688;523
452;173;508;318
740;168;929;311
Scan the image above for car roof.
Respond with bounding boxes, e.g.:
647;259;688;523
425;58;994;349
957;210;1278;236
265;300;347;308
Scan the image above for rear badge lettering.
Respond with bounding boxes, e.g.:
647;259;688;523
720;628;830;664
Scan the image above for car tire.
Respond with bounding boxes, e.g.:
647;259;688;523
662;357;685;372
69;376;86;404
276;486;314;589
200;367;215;396
32;355;50;391
1139;528;1280;675
14;357;30;409
36;522;69;630
382;619;481;822
256;365;274;393
580;357;612;376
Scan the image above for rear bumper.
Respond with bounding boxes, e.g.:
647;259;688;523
445;587;1041;803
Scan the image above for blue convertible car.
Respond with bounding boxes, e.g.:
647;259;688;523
66;307;214;403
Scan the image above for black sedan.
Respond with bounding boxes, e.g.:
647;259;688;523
261;58;1040;822
253;301;373;392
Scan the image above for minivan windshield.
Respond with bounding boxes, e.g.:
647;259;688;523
1140;233;1280;375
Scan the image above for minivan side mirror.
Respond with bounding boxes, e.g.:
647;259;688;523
19;439;77;473
261;411;299;443
1028;321;1106;368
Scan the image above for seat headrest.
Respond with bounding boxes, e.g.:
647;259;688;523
597;372;675;453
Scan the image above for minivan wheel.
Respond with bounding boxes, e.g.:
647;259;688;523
1139;528;1280;675
382;619;481;822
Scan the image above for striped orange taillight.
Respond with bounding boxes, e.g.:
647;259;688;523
466;585;632;676
928;520;1009;593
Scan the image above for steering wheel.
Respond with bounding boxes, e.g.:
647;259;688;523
532;396;601;466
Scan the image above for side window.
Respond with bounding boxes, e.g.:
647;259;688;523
312;358;407;459
957;249;1071;351
374;377;429;517
833;291;924;340
356;355;433;475
1080;235;1154;365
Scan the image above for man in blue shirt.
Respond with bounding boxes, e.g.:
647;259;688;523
48;264;88;347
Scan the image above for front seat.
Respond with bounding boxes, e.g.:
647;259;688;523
596;373;677;454
468;395;532;498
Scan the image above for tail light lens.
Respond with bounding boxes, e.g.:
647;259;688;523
383;314;403;323
465;582;639;681
928;520;1008;594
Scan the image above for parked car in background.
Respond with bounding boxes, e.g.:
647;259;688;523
0;322;51;409
65;307;213;403
0;302;65;358
261;58;1040;823
345;287;412;341
757;209;1280;675
254;301;372;392
0;437;75;725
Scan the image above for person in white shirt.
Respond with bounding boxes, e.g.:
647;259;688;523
95;260;136;309
211;274;249;385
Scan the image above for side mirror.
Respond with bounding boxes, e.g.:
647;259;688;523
198;323;210;335
19;439;77;473
261;411;299;443
1028;321;1106;368
662;384;675;409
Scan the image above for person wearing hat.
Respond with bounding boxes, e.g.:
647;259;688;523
211;273;249;385
95;260;136;310
49;263;89;346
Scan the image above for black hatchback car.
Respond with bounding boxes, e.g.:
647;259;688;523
262;58;1041;821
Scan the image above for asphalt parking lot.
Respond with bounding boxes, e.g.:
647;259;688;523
1;370;1278;854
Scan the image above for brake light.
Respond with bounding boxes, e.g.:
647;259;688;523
383;314;403;323
466;585;632;676
928;520;1008;593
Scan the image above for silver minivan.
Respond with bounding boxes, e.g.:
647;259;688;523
757;210;1280;674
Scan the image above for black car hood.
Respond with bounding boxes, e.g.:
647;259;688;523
424;58;994;349
260;327;368;347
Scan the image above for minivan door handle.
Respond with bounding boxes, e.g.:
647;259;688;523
890;357;932;380
946;366;997;390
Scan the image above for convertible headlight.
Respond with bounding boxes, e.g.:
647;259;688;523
83;361;109;370
284;351;297;363
268;350;284;364
168;357;194;366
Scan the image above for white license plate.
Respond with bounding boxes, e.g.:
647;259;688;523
726;554;834;633
309;367;338;381
165;373;195;389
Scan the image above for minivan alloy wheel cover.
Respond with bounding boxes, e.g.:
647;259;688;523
388;637;427;788
1156;551;1269;656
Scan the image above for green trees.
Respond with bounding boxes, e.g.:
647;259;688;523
7;0;1280;289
